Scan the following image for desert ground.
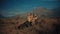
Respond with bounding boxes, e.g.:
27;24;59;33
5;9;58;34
0;8;60;34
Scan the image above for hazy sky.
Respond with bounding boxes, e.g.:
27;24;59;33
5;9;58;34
0;0;60;17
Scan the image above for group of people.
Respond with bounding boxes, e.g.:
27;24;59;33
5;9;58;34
18;13;38;30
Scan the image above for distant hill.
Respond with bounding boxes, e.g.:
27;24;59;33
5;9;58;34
29;7;52;17
0;14;5;18
11;7;53;19
52;7;60;17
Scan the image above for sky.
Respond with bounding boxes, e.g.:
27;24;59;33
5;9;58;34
0;0;60;17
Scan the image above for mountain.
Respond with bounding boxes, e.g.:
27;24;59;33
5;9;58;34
0;14;5;18
29;7;52;17
52;7;60;17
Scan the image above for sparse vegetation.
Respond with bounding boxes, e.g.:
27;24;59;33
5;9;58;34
0;8;60;34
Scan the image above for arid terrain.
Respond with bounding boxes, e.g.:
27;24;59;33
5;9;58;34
0;8;60;34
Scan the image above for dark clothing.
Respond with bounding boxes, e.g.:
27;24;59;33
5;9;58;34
18;21;32;30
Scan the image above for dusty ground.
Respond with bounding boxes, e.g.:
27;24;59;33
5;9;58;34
0;17;60;34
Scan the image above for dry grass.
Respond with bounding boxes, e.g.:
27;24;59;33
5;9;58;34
0;17;60;34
